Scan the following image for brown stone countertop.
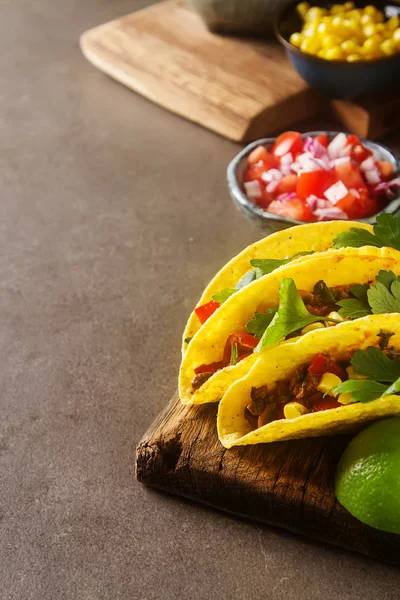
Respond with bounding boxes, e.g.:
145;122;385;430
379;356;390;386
1;1;400;598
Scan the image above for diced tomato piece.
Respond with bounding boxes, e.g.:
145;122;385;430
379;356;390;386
272;131;303;158
337;189;378;219
297;170;338;199
377;161;394;180
268;197;313;222
194;300;220;324
193;361;224;375
255;189;274;209
335;162;366;190
222;332;258;366
276;174;298;195
346;135;373;163
345;134;360;147
243;158;275;183
308;354;346;379
312;397;342;412
315;134;328;147
248;146;277;169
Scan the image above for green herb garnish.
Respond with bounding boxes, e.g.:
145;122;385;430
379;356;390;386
230;342;239;366
333;214;400;252
246;308;278;338
212;289;236;304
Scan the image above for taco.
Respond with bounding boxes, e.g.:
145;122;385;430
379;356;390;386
179;246;400;405
217;314;400;447
182;221;372;353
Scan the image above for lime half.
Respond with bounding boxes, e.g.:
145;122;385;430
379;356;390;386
335;417;400;534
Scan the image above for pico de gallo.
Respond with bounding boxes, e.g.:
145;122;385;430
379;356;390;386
242;131;400;222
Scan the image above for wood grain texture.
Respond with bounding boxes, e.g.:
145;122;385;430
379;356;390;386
80;0;320;142
136;392;400;565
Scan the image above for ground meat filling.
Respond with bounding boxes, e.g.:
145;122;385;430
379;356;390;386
192;372;214;391
245;355;351;430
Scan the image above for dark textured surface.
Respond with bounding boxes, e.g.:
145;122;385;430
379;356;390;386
1;1;400;599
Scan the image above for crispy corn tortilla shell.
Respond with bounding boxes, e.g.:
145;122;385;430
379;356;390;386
182;221;372;353
180;246;400;405
217;314;400;447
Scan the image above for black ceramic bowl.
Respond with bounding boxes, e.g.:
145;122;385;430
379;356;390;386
275;0;400;99
227;131;400;233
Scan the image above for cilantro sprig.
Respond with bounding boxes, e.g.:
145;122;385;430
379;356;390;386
212;251;313;306
337;270;400;319
246;308;277;338
333;213;400;252
256;278;340;351
333;345;400;403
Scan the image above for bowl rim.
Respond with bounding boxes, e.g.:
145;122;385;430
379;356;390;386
227;131;400;226
274;0;400;66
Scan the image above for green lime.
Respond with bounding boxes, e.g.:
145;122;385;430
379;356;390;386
335;417;400;534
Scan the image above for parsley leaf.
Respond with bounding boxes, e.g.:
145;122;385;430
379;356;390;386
368;280;400;314
257;278;340;351
375;269;400;290
374;213;400;252
212;288;237;304
333;227;383;249
351;346;400;383
337;283;371;319
333;215;400;252
235;269;257;291
250;251;314;277
246;308;277;338
382;376;400;397
333;379;388;403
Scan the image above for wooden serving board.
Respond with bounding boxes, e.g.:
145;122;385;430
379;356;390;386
80;0;400;141
136;392;400;565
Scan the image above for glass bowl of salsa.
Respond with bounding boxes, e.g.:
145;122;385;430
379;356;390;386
227;130;400;233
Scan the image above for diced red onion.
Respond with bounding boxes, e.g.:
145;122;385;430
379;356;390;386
327;133;348;160
330;156;351;168
303;137;327;159
244;180;262;198
314;207;349;220
317;198;332;209
314;156;330;170
297;152;323;172
261;168;283;183
365;168;381;185
360;156;375;171
277;192;297;202
291;162;302;174
306;194;318;210
280;152;294;166
324;180;349;205
266;179;280;193
280;165;292;176
338;145;352;158
373;177;400;201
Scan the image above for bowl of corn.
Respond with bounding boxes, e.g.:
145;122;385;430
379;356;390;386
275;0;400;98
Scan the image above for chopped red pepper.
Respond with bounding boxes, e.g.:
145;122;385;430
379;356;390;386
307;354;346;379
315;133;328;147
194;300;220;324
193;361;224;375
223;332;258;366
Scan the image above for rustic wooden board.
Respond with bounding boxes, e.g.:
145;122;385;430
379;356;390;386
136;392;400;565
80;0;400;141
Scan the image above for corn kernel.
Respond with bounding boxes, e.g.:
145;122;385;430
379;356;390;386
301;322;325;334
341;39;359;53
361;14;374;25
363;23;377;37
305;6;328;22
328;311;345;321
346;365;368;380
373;11;384;24
338;392;353;405
387;16;400;30
381;38;397;55
296;2;310;18
347;9;362;20
344;1;355;10
317;49;328;58
364;5;378;17
393;27;400;46
284;402;308;420
331;4;346;15
290;32;303;48
301;37;321;54
317;372;342;395
322;34;342;49
346;53;362;61
363;35;383;52
325;46;345;59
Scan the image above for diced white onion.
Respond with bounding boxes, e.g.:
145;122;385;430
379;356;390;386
338;145;352;157
327;133;348;159
244;180;262;198
360;156;375;171
324;180;349;205
349;188;360;199
365;168;381;185
330;156;351;168
261;168;283;182
291;162;302;174
266;179;280;193
297;152;322;172
280;152;293;166
314;207;349;220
